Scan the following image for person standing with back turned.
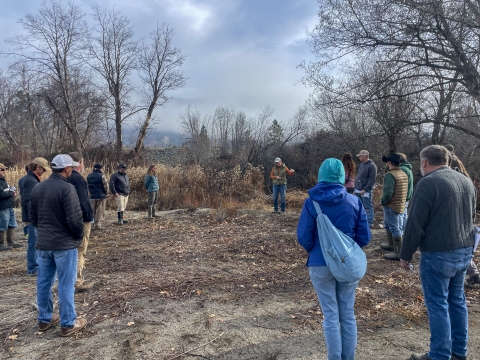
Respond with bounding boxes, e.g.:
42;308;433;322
30;154;86;337
297;158;370;360
68;152;94;292
400;145;475;360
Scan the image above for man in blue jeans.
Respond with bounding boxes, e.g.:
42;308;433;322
400;145;475;360
269;157;294;214
29;154;87;337
19;157;50;275
354;150;377;227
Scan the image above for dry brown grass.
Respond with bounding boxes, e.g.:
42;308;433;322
6;163;309;212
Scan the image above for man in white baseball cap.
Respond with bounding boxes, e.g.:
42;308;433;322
29;154;87;337
270;157;295;214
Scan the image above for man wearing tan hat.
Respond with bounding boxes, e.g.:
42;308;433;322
354;150;377;227
0;163;22;251
19;157;50;274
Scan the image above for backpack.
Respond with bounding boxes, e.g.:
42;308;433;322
312;201;367;283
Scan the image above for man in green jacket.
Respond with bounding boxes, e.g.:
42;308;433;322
380;153;408;260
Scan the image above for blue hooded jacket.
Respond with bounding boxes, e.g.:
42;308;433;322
297;182;371;266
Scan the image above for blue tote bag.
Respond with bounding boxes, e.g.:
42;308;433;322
312;201;367;283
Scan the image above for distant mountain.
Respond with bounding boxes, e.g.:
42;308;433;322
123;126;185;148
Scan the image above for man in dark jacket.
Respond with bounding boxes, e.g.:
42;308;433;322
400;145;475;360
87;163;108;230
0;163;22;251
30;154;87;337
68;152;94;292
19;157;50;274
354;150;377;227
110;164;130;225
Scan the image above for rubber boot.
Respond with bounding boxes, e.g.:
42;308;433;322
384;236;402;260
380;230;394;251
0;231;11;251
121;211;128;223
147;206;153;220
117;212;123;225
7;228;23;248
152;206;157;218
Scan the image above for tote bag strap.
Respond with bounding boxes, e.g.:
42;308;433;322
312;201;323;217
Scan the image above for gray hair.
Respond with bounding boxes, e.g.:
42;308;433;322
420;145;449;166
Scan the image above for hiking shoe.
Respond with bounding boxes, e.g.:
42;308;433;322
452;354;467;360
61;318;87;337
122;219;128;224
467;274;480;284
410;353;431;360
75;282;94;293
38;314;60;331
0;244;12;251
27;271;38;276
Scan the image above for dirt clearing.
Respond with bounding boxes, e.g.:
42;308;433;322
0;209;479;359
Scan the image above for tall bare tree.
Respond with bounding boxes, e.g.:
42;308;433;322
7;0;90;151
89;5;139;161
134;23;187;155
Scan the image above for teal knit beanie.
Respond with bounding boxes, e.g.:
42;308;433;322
317;158;345;185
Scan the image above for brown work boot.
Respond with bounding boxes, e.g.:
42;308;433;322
0;231;11;250
38;313;60;331
7;228;24;248
380;230;394;251
60;318;87;337
75;282;94;293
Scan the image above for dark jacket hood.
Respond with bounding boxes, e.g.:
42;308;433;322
307;182;347;205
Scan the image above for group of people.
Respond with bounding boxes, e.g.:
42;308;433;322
296;145;477;360
0;153;162;337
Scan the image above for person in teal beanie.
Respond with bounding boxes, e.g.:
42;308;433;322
297;158;370;360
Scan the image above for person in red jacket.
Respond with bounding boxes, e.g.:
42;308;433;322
270;157;294;214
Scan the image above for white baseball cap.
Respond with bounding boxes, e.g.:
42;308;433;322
274;157;281;163
51;154;79;169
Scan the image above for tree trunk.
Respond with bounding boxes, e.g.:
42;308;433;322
134;106;153;155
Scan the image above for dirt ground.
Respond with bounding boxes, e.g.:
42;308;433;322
0;208;479;360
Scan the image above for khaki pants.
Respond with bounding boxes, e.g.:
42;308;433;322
116;195;129;212
76;222;92;286
91;199;106;228
148;191;158;207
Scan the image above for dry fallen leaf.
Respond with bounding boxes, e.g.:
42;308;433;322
8;335;18;340
290;315;296;319
127;322;134;326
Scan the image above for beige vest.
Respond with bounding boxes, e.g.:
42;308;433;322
388;169;408;213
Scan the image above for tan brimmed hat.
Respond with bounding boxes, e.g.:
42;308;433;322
31;157;51;171
356;150;369;157
0;164;7;170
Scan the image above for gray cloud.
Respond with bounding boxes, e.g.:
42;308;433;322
0;0;317;132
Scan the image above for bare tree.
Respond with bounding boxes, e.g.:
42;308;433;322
89;5;139;160
134;23;187;155
7;0;90;151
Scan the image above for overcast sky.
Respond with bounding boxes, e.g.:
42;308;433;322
0;0;317;133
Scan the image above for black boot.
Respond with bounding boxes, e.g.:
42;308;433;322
121;211;128;223
117;212;123;225
0;231;11;251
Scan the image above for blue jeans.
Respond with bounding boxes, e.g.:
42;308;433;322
0;208;17;232
309;266;358;360
272;184;286;212
399;201;409;234
37;249;78;327
383;206;402;237
27;225;38;274
356;191;373;226
420;247;473;360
